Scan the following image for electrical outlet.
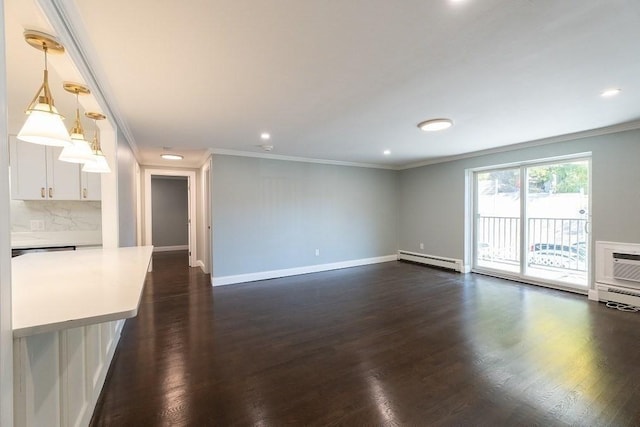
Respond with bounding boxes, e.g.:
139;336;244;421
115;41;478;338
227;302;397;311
420;243;424;250
30;220;45;231
315;249;320;256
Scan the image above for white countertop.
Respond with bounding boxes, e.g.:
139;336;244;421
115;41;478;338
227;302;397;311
11;231;102;249
12;246;153;338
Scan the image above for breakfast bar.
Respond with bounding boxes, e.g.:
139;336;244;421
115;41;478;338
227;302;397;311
12;246;153;427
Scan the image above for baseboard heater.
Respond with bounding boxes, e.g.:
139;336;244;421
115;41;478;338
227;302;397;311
397;250;463;273
596;284;640;307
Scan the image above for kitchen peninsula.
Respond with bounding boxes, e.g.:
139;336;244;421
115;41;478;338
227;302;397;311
12;246;153;427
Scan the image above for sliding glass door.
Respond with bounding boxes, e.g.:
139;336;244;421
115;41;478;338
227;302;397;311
475;168;521;274
474;158;590;288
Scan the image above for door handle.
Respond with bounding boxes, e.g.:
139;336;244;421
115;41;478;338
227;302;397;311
83;188;87;199
48;187;53;198
41;187;45;198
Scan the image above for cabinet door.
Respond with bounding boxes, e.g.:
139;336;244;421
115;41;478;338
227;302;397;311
9;136;48;200
46;147;81;200
80;172;101;201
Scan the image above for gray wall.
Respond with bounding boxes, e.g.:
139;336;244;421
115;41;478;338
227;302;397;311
398;128;640;285
212;155;399;277
152;177;189;247
117;130;138;247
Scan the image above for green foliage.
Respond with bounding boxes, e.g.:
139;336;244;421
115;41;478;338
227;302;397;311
528;162;588;194
478;162;588;194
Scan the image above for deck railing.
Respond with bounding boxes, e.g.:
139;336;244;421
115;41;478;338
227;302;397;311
477;216;587;272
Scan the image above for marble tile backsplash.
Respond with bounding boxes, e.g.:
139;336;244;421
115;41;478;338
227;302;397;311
11;200;102;232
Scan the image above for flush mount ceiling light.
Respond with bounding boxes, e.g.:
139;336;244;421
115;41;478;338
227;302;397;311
82;112;111;174
161;154;184;160
59;82;94;163
601;88;621;98
383;150;391;155
17;30;72;147
418;118;454;132
260;132;271;140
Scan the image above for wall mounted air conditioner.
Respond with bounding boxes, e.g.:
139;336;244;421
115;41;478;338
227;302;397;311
612;252;640;283
592;241;640;305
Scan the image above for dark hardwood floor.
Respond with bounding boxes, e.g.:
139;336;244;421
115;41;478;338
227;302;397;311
90;251;640;426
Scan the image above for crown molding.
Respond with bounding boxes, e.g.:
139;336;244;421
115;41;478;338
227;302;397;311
209;148;397;170
400;119;640;170
37;0;141;162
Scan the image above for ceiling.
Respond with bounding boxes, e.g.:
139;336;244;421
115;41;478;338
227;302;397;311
5;0;640;168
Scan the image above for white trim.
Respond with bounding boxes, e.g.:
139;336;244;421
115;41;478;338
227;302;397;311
143;168;197;267
588;289;599;301
400;120;640;170
472;267;589;295
153;245;188;252
196;260;205;271
0;0;13;422
466;152;592;173
210;149;397;170
201;157;212;275
212;255;397;286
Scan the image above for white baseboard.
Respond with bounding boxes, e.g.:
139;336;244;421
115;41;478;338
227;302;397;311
212;254;397;286
153;245;188;252
588;289;599;301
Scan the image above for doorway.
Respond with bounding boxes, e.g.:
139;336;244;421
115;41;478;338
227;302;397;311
473;156;591;288
144;169;197;267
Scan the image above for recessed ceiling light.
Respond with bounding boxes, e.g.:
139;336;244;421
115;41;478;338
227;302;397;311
383;150;391;155
601;88;621;98
418;118;454;132
161;154;183;160
260;132;271;140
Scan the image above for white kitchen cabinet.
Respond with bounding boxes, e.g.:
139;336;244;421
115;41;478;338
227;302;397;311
10;136;82;200
80;171;101;200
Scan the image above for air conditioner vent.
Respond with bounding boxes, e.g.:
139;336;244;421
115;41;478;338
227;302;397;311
613;253;640;283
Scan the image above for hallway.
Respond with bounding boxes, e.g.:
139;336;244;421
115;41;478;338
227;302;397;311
91;251;640;426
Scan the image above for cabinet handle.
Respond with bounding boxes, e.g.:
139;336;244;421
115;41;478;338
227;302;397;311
48;187;53;198
83;188;87;199
41;187;45;198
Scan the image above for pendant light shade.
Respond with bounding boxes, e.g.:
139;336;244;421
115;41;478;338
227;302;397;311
59;83;94;163
82;112;111;174
18;101;71;147
17;31;71;147
82;153;111;174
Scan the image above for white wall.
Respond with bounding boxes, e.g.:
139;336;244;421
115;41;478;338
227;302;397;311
0;1;13;423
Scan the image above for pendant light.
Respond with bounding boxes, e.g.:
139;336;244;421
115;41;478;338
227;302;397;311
17;30;72;147
82;112;111;174
59;83;94;163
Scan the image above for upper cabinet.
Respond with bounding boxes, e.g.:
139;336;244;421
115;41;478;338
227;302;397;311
81;171;101;201
9;136;100;201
